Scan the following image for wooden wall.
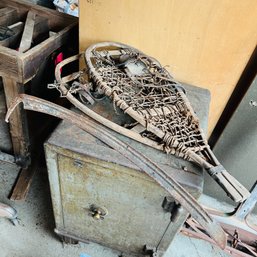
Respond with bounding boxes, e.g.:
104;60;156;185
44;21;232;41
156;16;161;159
79;0;257;135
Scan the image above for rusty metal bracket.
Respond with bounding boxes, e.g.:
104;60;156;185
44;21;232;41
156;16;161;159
162;196;182;223
5;94;227;249
182;181;257;256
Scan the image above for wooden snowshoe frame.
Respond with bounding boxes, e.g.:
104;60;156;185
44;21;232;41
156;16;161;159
47;42;249;203
84;42;250;203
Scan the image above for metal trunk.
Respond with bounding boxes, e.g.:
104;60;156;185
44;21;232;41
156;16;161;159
44;84;209;256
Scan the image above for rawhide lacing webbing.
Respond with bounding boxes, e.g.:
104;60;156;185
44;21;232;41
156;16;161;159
88;48;207;161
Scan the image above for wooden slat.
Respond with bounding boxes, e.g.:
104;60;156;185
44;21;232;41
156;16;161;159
21;24;77;83
33;16;49;45
9;114;55;201
0;47;21;80
0;92;6;119
19;11;36;53
0;0;77;29
0;7;18;27
0;22;24;48
131;124;145;133
2;77;29;162
9;166;34;201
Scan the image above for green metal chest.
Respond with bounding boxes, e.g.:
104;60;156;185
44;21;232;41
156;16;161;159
44;84;210;256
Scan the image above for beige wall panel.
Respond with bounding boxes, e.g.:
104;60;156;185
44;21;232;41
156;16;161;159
79;0;257;134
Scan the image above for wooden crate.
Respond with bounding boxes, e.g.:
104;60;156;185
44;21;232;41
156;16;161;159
0;0;78;200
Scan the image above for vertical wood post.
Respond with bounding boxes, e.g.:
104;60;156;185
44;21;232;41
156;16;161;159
2;77;30;167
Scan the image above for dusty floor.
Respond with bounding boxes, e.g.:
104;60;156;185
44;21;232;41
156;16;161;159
0;161;235;257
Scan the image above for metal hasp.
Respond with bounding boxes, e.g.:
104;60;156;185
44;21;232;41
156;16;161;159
182;181;257;256
6;94;227;255
162;196;182;223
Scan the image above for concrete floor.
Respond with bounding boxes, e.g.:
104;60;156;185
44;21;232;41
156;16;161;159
0;161;236;257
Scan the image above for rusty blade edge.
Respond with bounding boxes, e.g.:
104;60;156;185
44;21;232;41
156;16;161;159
183;217;257;257
5;94;227;249
181;227;257;257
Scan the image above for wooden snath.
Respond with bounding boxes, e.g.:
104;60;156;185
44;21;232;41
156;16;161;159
0;0;78;200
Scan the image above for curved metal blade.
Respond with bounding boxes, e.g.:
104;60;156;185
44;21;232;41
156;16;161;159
5;94;227;249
